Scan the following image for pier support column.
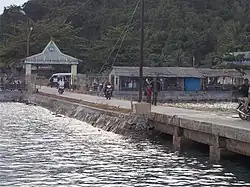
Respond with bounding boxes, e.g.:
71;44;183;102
173;126;184;151
209;136;226;162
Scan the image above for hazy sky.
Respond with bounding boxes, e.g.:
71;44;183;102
0;0;27;13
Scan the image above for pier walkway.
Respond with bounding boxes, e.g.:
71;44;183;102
39;86;250;130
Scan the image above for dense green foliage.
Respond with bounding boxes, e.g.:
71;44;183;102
1;0;250;72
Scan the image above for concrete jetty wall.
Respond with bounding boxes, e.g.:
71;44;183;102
29;94;151;136
148;112;250;161
29;93;250;162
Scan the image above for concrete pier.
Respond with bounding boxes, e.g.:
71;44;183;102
38;86;250;162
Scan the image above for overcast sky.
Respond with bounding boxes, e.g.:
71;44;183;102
0;0;27;13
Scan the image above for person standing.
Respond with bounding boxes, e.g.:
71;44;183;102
152;78;161;106
146;84;152;103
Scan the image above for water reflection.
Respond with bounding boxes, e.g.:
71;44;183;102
0;103;250;186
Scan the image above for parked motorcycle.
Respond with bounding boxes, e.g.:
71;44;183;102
105;85;112;100
58;86;64;94
236;98;250;120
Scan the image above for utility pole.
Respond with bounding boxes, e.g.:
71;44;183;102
19;10;34;57
26;20;33;57
27;23;30;57
139;0;144;102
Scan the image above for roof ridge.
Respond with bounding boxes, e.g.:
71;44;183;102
24;40;81;64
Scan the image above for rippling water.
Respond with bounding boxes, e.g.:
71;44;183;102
1;103;250;186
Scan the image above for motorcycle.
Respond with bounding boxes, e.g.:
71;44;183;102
236;98;250;120
58;85;64;94
105;85;112;100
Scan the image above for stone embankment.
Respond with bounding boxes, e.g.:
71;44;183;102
29;94;152;137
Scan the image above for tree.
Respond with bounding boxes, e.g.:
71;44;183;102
1;0;250;72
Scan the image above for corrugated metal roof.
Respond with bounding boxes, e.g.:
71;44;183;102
112;66;203;78
111;66;244;78
198;68;243;78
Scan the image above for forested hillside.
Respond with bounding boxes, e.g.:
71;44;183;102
0;0;250;73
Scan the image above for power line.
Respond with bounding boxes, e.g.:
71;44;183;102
63;0;92;23
99;0;140;73
111;0;140;67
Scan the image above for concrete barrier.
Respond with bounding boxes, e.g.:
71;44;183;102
133;102;151;114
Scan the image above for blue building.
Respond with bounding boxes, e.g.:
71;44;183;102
184;77;201;91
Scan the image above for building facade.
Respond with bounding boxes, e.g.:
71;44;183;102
109;66;204;91
109;66;244;92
